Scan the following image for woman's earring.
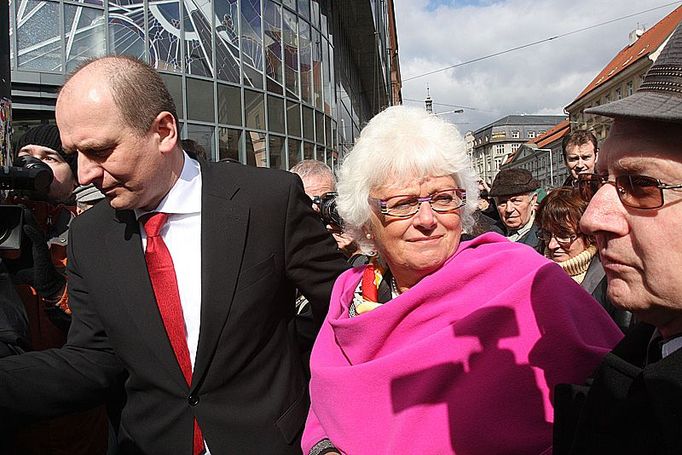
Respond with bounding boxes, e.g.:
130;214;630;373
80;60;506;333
366;233;372;240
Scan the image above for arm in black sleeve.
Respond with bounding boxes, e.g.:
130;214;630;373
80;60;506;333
0;229;124;419
283;174;349;325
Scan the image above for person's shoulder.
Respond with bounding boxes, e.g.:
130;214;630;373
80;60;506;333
204;160;298;188
69;200;121;236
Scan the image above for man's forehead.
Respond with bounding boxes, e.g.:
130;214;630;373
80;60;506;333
598;121;682;175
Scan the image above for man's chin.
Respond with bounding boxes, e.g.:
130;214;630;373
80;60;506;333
106;195;135;211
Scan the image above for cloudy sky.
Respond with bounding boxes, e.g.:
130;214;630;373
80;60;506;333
394;0;681;132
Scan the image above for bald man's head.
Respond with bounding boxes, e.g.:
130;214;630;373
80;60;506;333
60;56;179;137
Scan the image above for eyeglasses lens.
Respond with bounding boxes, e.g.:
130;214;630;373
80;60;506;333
617;175;662;209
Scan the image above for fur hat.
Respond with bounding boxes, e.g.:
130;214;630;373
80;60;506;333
15;124;77;175
586;22;682;123
489;168;540;197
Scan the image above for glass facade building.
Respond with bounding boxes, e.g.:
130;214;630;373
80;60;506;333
7;0;400;170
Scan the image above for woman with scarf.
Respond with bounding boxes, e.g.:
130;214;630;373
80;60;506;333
302;106;624;455
536;188;632;332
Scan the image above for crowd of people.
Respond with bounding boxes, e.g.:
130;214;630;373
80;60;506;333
1;20;682;455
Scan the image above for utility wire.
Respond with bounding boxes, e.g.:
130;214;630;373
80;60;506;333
403;98;495;112
403;1;682;82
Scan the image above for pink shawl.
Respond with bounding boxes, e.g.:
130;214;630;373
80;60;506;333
302;233;623;454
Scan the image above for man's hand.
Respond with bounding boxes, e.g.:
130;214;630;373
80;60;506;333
14;209;66;300
329;228;356;256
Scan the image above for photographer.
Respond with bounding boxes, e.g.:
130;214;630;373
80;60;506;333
1;124;108;454
290;160;365;263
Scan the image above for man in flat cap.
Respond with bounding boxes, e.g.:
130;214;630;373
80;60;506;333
554;21;682;455
489;168;541;248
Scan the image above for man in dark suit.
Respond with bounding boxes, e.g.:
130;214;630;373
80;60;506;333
553;21;682;455
0;55;348;454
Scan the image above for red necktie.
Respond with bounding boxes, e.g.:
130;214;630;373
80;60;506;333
142;212;204;455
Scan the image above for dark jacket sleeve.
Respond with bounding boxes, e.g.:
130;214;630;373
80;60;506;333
0;227;124;419
283;174;349;325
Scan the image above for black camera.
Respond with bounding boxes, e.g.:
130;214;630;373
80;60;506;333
0;156;54;250
313;192;342;231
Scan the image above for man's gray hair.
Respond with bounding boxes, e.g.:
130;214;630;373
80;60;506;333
336;105;479;253
289;159;336;190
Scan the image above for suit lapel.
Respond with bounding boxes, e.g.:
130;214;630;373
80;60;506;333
104;209;188;389
192;163;249;388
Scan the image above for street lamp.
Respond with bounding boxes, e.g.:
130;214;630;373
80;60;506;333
537;148;554;187
433;109;464;116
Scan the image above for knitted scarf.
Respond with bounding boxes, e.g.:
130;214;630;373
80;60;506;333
548;244;597;284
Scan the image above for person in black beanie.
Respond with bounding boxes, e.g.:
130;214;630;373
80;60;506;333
16;123;78;203
1;124;109;454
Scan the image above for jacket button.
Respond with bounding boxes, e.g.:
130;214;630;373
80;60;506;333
188;395;199;406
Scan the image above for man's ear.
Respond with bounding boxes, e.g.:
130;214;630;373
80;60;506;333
153;111;179;154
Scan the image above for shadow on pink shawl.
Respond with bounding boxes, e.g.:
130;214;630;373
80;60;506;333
302;233;623;455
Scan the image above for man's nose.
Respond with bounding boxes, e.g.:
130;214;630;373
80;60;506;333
580;183;628;237
77;153;102;185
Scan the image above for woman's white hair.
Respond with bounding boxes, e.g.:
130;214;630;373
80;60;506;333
336;105;479;253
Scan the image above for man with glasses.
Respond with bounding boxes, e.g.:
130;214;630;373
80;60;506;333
553;22;682;455
488;168;541;248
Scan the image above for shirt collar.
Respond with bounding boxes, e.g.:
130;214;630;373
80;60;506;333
507;211;536;241
135;152;202;220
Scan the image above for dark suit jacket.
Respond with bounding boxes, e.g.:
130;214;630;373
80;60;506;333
0;161;349;454
554;323;682;455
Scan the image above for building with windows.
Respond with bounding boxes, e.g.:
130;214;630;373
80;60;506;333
467;114;566;184
500;119;570;191
565;5;682;142
6;0;401;170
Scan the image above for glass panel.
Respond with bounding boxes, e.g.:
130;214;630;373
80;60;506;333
316;145;325;163
183;2;213;77
16;1;62;71
269;135;285;170
186;124;216;160
187;78;215;122
160;73;184;121
264;0;283;94
218;84;242;126
299;20;312;104
267;95;285;134
315;110;324;144
218;127;241;162
325;115;332;147
215;0;241;83
302;105;314;141
321;38;331;115
245;130;267;167
311;0;320;29
64;5;106;72
286;101;301;137
328;44;336;117
312;29;323;110
244;89;265;130
282;10;299;98
108;2;146;60
298;0;310;21
320;0;328;37
288;138;301;168
147;0;182;72
303;141;314;160
241;0;264;89
282;0;296;10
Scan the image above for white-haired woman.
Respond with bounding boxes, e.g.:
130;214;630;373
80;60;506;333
302;106;623;455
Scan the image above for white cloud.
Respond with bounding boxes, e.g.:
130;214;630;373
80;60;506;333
395;0;679;131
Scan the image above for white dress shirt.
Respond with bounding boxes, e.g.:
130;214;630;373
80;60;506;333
135;153;203;368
